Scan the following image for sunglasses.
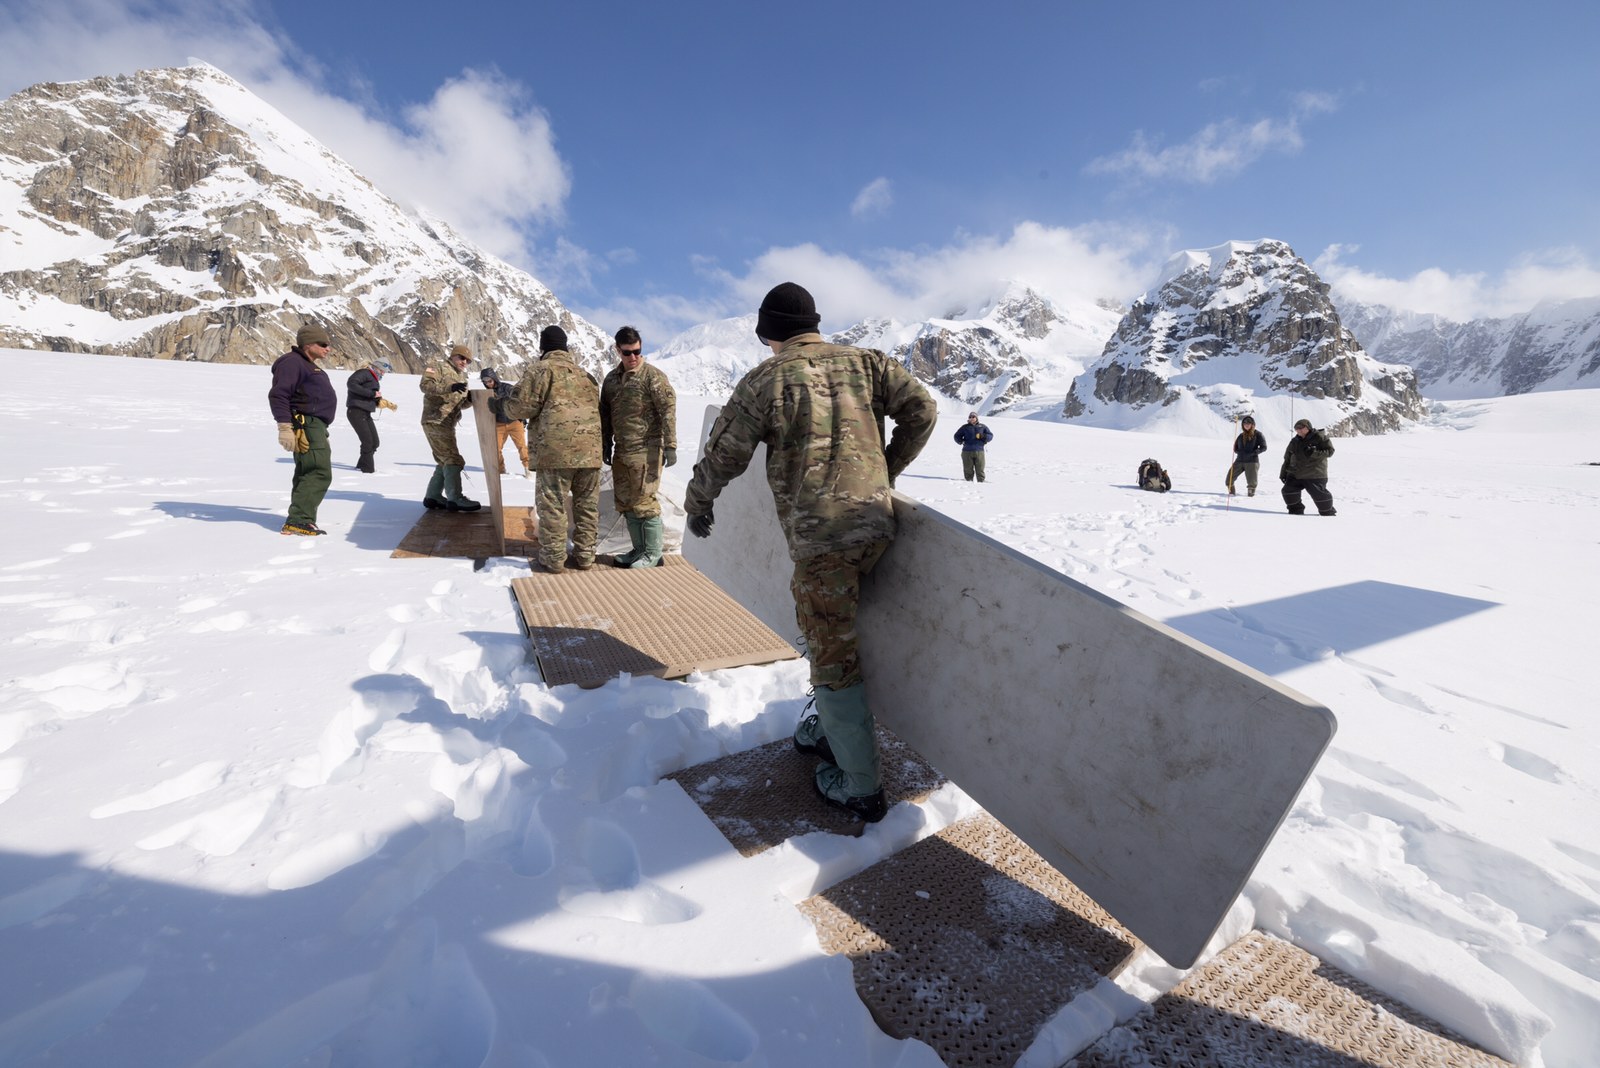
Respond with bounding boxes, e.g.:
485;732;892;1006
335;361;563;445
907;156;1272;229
618;347;642;356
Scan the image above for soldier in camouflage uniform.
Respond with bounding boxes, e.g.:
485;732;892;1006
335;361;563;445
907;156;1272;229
684;282;936;822
600;325;678;568
419;343;481;512
504;325;603;572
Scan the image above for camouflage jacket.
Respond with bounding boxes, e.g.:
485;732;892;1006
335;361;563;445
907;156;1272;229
600;361;677;456
419;358;470;427
504;350;603;469
684;334;937;561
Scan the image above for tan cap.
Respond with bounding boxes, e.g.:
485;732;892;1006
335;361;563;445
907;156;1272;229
449;344;472;360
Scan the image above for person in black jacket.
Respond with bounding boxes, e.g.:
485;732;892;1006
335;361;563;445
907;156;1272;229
1280;419;1337;515
1228;415;1268;496
953;412;994;482
480;368;530;477
345;360;390;473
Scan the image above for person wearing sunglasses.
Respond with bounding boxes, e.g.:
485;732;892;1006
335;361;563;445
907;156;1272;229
599;325;678;568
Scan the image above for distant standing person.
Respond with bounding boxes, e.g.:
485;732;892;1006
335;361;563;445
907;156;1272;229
1280;418;1337;516
268;324;338;536
953;411;993;482
419;344;481;512
480;367;530;477
504;326;603;572
600;325;677;568
684;282;937;822
345;358;392;473
1228;414;1267;496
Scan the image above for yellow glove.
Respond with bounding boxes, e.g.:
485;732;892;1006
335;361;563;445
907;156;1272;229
276;423;297;453
377;397;398;411
290;414;310;453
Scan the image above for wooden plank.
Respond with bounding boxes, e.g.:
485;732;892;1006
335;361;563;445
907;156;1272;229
682;405;1336;968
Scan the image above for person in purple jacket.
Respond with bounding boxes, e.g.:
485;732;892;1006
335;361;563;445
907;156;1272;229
268;324;339;535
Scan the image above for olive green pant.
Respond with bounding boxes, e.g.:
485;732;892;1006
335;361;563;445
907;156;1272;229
288;416;331;526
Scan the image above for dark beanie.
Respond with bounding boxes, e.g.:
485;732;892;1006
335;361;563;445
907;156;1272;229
296;324;330;349
540;325;568;352
755;282;821;343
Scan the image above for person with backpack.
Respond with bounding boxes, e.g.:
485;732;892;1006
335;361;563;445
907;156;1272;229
1138;458;1171;492
1228;415;1267;496
1280;419;1337;515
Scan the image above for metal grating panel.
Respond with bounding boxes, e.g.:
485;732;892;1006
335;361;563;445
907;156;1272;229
1069;929;1515;1068
510;560;799;688
391;505;539;559
665;728;947;855
798;813;1138;1068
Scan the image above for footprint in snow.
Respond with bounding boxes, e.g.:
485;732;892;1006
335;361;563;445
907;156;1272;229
558;818;698;925
628;973;758;1063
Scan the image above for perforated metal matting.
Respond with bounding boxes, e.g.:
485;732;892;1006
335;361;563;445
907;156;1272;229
797;813;1138;1068
391;505;539;559
665;727;947;855
1068;929;1514;1068
510;558;799;688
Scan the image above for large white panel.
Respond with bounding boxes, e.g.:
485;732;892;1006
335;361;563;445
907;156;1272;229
683;406;1335;968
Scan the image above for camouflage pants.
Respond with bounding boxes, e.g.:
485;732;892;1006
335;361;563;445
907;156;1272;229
791;540;889;690
422;422;463;467
536;467;601;567
611;448;663;519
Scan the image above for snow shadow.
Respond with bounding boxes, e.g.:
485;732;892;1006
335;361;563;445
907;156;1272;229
1164;580;1499;677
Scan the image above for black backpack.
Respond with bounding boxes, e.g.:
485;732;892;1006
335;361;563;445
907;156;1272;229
1138;458;1170;492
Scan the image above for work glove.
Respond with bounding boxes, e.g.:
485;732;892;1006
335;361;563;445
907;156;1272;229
687;509;714;539
663;446;677;468
449;381;468;393
377;398;398;412
276;422;297;453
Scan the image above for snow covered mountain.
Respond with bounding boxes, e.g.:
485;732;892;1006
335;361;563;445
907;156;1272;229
0;64;611;377
1063;240;1427;435
654;284;1123;414
1338;296;1600;399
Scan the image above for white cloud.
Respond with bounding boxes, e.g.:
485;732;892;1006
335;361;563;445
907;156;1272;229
1087;93;1338;184
1316;244;1600;320
700;221;1161;333
0;0;571;269
850;177;893;219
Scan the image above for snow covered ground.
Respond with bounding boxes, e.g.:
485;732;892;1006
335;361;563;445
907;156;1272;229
1;350;1595;1067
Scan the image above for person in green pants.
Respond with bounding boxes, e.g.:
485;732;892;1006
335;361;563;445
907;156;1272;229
268;324;338;536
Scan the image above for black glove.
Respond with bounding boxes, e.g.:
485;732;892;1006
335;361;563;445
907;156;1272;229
449;381;468;393
663;446;677;468
687;510;714;538
602;443;612;465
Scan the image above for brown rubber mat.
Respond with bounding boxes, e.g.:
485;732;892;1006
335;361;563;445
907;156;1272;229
510;559;799;688
1069;929;1514;1068
798;813;1139;1068
391;505;539;559
664;727;948;855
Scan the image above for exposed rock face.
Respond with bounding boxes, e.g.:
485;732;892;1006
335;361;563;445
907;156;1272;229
1340;298;1600;399
1064;240;1427;434
0;64;610;377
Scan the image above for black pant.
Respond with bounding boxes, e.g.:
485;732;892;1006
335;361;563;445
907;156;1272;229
348;407;379;472
1282;477;1335;515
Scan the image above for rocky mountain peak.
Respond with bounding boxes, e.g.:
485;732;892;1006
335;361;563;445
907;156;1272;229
0;64;610;377
1064;239;1427;434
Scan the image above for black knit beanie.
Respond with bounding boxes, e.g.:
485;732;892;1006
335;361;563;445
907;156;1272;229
539;325;568;353
755;282;821;343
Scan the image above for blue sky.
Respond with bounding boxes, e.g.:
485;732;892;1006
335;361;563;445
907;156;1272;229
4;0;1598;340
